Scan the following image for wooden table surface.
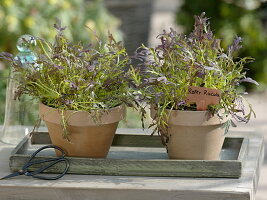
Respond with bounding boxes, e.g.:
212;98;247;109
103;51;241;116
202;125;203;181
0;130;264;200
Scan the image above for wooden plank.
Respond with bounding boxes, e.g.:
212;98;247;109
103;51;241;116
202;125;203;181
9;132;248;178
238;138;249;161
2;130;263;200
0;186;252;200
30;132;50;145
112;134;163;147
31;132;245;150
11;134;30;155
9;154;241;178
31;132;164;147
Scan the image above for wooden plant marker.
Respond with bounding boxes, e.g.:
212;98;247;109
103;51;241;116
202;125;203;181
186;86;221;111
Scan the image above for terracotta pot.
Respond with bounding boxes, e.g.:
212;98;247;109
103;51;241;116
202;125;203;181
151;107;229;160
39;103;126;158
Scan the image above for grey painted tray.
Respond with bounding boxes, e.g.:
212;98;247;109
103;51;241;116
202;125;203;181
9;132;248;178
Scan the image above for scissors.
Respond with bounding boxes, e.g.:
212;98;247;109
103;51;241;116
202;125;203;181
0;145;70;180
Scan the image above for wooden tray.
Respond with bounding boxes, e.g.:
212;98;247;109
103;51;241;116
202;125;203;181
9;132;248;178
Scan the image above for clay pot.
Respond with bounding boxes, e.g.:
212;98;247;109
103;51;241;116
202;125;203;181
39;103;126;158
151;107;229;160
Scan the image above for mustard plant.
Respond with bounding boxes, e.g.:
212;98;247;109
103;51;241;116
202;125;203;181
131;13;258;139
0;22;142;136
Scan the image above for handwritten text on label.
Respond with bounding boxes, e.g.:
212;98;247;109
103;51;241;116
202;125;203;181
186;86;221;111
188;87;220;97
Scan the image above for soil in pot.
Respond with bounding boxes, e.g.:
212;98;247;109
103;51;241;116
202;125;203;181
39;103;126;158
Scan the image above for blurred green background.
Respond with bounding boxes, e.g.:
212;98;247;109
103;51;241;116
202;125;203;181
0;0;266;128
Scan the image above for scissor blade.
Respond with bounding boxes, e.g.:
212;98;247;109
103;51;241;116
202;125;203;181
0;171;22;180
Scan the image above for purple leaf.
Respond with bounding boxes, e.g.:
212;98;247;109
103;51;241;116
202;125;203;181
64;99;73;105
240;77;259;85
70;82;77;89
146;77;157;83
157;76;167;83
154;92;163;104
0;52;15;62
54;19;67;32
85;82;95;91
232;113;249;123
86;65;95;72
177;101;185;106
227;36;243;56
203;65;215;71
53;64;64;70
65;80;78;89
195;71;205;78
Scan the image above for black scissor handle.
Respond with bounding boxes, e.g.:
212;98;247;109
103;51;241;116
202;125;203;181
23;145;70;180
26;158;70;180
27;145;66;163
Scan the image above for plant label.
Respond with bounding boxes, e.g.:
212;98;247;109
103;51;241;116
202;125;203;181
186;86;221;111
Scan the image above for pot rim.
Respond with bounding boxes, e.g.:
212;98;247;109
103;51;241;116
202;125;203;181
40;102;124;112
39;103;126;126
150;106;229;126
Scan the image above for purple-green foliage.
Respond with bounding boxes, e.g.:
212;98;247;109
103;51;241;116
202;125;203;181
132;13;257;135
0;22;138;115
0;0;122;124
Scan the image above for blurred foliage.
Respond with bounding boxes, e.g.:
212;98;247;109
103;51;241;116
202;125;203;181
0;0;122;124
176;0;267;91
0;0;122;53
